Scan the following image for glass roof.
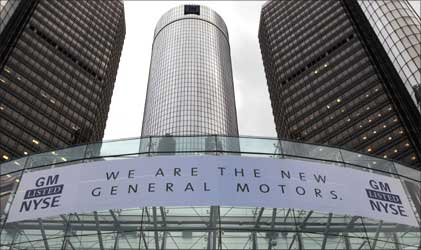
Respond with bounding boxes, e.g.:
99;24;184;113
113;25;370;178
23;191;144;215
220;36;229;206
1;135;420;249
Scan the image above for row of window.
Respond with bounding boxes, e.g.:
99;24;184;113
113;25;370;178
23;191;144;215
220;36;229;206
259;0;419;166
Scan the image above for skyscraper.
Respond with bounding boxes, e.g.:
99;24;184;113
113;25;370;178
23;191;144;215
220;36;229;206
0;0;125;161
259;0;421;168
141;5;238;137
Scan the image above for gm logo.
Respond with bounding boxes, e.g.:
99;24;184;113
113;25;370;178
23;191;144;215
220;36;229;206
20;175;63;213
366;179;407;217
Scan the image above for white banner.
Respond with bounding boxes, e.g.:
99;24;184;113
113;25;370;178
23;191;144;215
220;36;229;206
7;156;419;226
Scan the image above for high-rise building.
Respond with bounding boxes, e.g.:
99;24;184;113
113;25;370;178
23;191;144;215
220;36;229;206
0;0;125;161
1;3;420;249
259;0;421;168
141;5;238;137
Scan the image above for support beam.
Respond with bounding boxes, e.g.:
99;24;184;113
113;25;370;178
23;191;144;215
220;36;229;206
357;240;367;250
60;214;84;250
288;210;313;250
297;232;304;250
10;215;410;233
252;231;257;250
93;211;105;250
288;234;297;250
38;219;50;250
213;206;218;250
7;229;19;250
152;207;160;250
343;232;352;250
392;232;402;250
255;208;264;226
138;207;149;250
268;208;277;250
60;215;70;250
346;216;359;230
145;207;151;222
252;207;264;250
300;211;313;228
207;206;217;250
168;232;181;250
113;233;119;250
60;230;76;250
160;207;167;250
60;215;68;224
283;209;291;223
370;220;383;249
19;229;37;249
161;232;167;250
321;213;333;250
65;240;76;250
110;210;135;250
110;210;120;228
160;207;167;225
217;206;222;249
141;232;149;250
343;215;359;250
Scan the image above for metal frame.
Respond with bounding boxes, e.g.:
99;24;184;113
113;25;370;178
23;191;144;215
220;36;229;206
0;135;420;249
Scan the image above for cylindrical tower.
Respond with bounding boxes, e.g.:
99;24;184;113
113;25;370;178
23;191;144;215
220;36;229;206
358;0;421;112
141;5;239;137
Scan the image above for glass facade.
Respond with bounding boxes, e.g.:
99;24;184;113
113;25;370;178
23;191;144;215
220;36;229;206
258;0;421;168
358;0;421;112
0;0;21;33
0;0;126;162
0;135;420;249
141;5;238;137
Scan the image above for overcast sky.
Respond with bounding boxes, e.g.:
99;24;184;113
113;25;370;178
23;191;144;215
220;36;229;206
104;1;420;140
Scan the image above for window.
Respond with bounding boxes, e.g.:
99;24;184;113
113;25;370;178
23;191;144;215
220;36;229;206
184;5;200;15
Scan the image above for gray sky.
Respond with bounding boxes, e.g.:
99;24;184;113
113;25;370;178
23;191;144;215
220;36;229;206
104;1;420;140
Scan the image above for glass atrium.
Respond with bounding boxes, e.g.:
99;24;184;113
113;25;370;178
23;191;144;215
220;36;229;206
1;135;420;249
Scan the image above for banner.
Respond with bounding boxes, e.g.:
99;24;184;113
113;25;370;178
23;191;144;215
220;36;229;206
7;156;419;226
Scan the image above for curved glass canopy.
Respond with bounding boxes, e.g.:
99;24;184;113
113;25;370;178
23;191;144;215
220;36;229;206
1;135;420;249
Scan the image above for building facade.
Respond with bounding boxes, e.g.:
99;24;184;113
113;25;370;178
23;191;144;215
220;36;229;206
259;0;421;168
0;0;125;161
141;5;238;137
358;0;420;112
